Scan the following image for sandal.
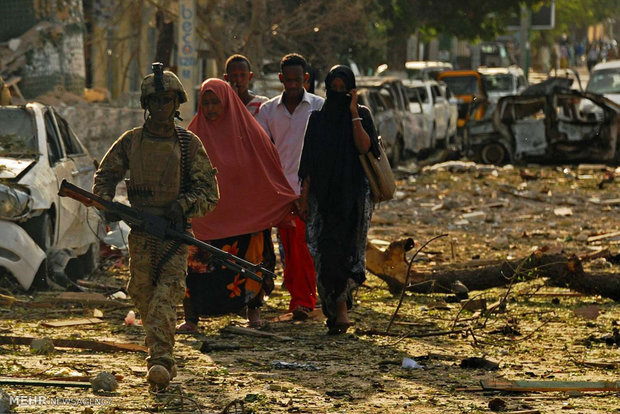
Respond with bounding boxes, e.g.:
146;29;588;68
327;321;353;335
292;306;313;321
175;321;199;334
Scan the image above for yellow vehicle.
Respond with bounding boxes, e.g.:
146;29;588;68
437;70;487;132
0;76;11;106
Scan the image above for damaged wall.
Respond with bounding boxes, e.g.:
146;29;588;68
0;0;86;98
55;104;144;161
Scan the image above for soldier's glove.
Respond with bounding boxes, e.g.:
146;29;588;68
103;211;121;223
167;201;186;232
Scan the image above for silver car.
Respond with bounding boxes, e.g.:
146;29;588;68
0;103;102;290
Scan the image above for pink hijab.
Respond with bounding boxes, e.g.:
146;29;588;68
188;78;297;240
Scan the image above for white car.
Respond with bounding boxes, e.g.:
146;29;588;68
478;66;528;102
0;103;102;290
376;61;453;81
586;60;620;105
403;79;452;147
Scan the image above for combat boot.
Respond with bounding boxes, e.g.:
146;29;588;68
146;364;170;391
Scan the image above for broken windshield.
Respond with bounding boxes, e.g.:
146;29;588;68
0;108;38;158
483;74;514;92
586;69;620;94
441;76;481;95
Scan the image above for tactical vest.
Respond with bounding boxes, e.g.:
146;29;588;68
126;127;181;213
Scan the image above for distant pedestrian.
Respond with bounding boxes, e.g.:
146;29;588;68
587;44;600;73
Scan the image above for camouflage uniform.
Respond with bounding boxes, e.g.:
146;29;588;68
93;68;219;376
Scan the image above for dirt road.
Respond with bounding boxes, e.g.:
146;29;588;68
1;161;619;413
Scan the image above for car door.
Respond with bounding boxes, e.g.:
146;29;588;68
431;84;448;140
42;108;82;250
53;111;100;253
405;86;431;152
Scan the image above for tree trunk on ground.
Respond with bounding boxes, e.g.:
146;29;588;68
366;241;620;301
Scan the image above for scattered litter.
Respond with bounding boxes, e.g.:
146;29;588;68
41;318;103;328
90;371;118;392
271;360;321;371
93;309;103;318
460;357;499;370
124;310;142;326
103;221;130;250
109;291;127;300
574;305;599;320
553;207;573;216
30;337;54;354
488;397;507;411
401;357;424;369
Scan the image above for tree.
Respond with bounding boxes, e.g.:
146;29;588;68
370;0;542;68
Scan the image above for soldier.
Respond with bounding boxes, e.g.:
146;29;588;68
93;63;219;391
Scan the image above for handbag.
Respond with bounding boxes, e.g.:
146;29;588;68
359;137;396;202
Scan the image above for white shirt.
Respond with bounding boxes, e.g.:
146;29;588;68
256;90;324;194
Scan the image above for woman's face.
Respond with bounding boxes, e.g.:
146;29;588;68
329;77;347;92
201;90;223;121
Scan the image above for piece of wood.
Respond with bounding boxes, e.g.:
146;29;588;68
41;318;103;328
0;377;91;388
579;248;610;262
0;294;18;306
221;326;293;341
481;379;620;392
587;231;620;243
0;335;147;353
36;292;132;308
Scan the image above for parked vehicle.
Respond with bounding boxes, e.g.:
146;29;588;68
356;77;430;163
464;80;620;165
0;103;102;290
376;61;453;81
402;79;450;149
586;60;620;105
478;66;528;103
479;41;514;67
437;70;489;134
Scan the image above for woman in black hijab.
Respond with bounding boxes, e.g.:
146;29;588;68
298;65;378;335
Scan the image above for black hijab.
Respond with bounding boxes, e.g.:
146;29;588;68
298;65;366;218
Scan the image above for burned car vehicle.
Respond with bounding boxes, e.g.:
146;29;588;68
0;103;102;290
464;78;620;165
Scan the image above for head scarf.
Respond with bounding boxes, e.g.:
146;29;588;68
188;78;297;240
298;65;364;214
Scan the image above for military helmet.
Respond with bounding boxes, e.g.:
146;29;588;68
140;63;188;109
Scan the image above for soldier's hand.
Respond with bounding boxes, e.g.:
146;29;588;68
167;201;186;232
103;211;121;223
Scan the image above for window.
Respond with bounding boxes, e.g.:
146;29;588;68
379;87;395;110
54;112;85;156
0;107;38;157
44;110;63;164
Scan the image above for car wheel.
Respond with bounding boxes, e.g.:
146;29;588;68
390;138;403;166
21;212;54;290
480;142;507;165
66;242;100;280
22;212;54;251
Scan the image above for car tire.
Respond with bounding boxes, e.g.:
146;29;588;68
390;138;403;166
22;212;54;251
21;212;54;291
480;142;508;165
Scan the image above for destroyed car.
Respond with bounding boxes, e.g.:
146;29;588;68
464;78;620;165
0;103;102;290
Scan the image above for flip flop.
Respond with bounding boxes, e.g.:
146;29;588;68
175;321;199;334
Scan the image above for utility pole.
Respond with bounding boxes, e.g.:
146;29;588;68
519;4;531;77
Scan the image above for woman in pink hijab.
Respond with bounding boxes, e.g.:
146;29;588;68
176;78;297;332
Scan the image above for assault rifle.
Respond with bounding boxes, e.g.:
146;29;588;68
59;180;274;283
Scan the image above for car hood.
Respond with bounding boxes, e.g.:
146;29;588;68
0;157;36;181
604;94;620;105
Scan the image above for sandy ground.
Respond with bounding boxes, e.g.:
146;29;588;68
1;161;619;413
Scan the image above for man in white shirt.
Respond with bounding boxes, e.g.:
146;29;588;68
224;54;269;117
257;53;324;320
